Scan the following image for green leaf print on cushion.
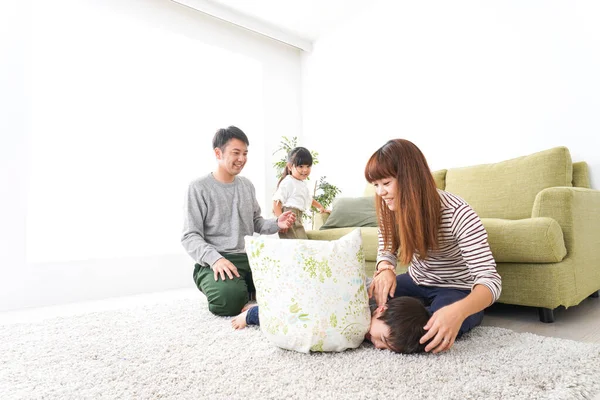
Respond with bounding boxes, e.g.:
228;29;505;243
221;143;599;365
330;314;338;328
302;256;332;283
356;247;365;265
249;241;264;261
310;340;324;352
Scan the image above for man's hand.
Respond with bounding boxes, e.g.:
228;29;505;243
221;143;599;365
367;266;396;307
212;258;240;281
277;210;296;230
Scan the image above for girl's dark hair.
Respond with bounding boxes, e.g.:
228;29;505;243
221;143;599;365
364;139;440;265
277;147;313;187
212;126;249;150
381;296;432;354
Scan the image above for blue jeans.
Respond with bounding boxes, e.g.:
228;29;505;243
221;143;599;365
246;305;260;326
394;273;484;337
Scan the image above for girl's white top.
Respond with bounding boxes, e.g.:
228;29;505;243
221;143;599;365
273;175;312;212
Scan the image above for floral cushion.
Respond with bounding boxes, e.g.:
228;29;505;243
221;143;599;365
244;229;370;353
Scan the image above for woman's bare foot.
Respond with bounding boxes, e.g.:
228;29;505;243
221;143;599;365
231;310;249;329
241;302;257;312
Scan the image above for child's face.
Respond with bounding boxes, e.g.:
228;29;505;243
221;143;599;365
365;308;392;350
290;164;311;181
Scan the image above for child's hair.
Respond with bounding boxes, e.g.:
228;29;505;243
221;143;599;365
380;296;432;354
277;147;313;187
212;126;249;150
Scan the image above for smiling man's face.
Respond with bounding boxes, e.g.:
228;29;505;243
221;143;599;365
215;138;248;179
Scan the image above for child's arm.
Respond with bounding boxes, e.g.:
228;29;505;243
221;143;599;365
273;200;283;217
312;199;330;213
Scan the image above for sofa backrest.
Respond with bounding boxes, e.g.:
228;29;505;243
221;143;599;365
572;161;591;188
360;148;586;220
445;147;573;220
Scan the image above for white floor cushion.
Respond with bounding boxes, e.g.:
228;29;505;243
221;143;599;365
245;229;370;353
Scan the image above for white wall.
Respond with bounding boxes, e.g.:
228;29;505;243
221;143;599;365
302;0;600;197
0;0;301;311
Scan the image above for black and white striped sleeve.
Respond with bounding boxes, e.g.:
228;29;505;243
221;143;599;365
376;228;398;269
451;204;502;303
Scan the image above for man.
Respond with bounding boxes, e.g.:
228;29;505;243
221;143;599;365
182;126;295;316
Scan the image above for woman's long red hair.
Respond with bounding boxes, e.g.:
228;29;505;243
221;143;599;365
364;139;441;265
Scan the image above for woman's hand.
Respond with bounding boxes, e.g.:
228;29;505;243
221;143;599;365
420;302;465;353
368;266;396;307
420;285;493;353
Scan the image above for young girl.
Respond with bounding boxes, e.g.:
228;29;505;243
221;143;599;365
273;147;329;239
365;139;502;354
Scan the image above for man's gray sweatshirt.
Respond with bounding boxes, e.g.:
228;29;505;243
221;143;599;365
181;173;279;267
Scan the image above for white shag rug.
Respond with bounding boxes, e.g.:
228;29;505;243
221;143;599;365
2;292;600;400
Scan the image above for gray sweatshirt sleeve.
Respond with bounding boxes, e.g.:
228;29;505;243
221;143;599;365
181;182;223;267
249;180;279;235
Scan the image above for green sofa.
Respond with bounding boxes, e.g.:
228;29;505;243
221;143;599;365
306;147;600;322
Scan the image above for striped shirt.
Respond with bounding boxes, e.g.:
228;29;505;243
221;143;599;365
377;189;502;302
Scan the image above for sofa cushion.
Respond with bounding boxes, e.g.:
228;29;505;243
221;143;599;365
445;147;573;219
308;218;566;264
482;218;567;263
245;230;370;353
320;197;377;230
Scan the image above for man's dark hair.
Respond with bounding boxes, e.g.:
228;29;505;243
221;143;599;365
212;126;249;150
380;296;431;354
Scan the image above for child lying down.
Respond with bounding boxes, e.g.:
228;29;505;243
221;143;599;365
232;296;431;354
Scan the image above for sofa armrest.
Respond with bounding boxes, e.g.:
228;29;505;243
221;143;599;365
532;187;600;252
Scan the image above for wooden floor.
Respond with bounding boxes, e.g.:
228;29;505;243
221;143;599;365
483;295;600;344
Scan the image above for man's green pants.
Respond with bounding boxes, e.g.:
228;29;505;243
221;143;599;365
193;253;255;316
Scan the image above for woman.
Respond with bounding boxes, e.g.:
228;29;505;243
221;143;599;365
365;139;501;353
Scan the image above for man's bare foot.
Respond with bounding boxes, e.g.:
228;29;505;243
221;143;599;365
231;310;249;330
